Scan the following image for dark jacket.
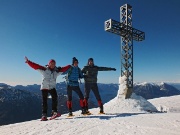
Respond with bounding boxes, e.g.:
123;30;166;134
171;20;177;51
82;65;115;83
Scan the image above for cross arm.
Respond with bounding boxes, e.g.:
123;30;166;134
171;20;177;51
105;19;145;41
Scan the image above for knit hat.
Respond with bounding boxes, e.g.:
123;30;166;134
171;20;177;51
88;58;93;62
72;57;78;64
48;59;56;65
87;58;94;66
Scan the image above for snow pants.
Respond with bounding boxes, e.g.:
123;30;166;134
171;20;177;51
42;88;58;115
84;83;103;111
66;85;84;112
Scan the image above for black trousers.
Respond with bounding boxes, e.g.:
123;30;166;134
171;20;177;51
42;88;58;114
67;85;84;101
84;83;101;101
84;83;103;111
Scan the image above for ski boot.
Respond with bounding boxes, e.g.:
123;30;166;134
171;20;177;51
67;111;74;117
85;109;92;115
84;105;90;113
99;110;105;114
99;105;105;114
81;108;87;115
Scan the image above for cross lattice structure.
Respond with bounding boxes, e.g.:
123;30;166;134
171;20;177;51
104;4;145;99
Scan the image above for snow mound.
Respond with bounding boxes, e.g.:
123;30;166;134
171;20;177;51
104;75;157;113
104;93;157;113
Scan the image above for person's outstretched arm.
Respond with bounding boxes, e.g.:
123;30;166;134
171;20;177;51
25;56;46;70
58;65;71;73
97;66;116;71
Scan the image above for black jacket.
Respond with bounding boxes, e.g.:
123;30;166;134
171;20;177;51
82;65;115;83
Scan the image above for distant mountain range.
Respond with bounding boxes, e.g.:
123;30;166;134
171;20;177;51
0;83;96;126
0;86;42;125
168;83;180;90
133;82;180;99
0;82;180;125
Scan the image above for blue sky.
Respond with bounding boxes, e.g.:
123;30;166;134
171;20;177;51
0;0;180;86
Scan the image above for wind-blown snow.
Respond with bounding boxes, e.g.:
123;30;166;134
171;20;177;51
0;77;180;135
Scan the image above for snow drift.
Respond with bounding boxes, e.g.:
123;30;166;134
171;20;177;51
104;76;157;113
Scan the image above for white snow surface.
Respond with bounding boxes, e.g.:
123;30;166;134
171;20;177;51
148;95;180;113
0;77;180;135
0;95;180;135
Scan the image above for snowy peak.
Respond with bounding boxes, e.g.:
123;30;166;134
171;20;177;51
133;82;180;99
159;82;175;91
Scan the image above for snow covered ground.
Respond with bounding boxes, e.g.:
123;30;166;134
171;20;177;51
148;95;180;113
0;94;180;135
0;76;180;135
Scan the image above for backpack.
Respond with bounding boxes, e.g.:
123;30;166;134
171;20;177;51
64;66;82;83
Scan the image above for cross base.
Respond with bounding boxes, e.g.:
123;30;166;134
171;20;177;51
124;87;133;99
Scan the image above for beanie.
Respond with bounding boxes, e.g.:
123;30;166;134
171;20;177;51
48;59;56;65
72;57;78;64
87;58;94;66
88;58;93;62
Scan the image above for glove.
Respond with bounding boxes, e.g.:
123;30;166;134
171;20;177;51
25;56;29;63
112;68;116;71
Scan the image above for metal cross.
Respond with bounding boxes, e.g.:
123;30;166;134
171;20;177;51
105;4;145;99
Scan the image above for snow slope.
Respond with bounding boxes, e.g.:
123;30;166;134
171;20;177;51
148;95;180;113
0;96;180;135
0;76;180;135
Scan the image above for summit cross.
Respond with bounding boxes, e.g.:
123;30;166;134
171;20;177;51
105;4;145;99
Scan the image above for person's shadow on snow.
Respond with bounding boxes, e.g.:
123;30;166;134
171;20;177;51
74;113;145;120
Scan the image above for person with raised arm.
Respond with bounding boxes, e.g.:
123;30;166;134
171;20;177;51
25;56;71;121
